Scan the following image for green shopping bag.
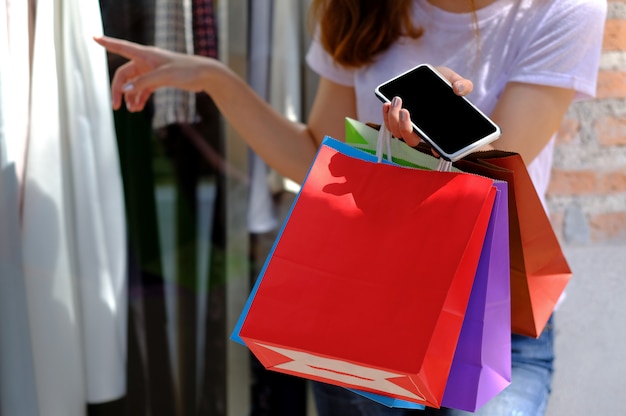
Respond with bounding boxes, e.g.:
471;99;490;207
344;117;462;171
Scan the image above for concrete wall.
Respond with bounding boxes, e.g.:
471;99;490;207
547;243;626;415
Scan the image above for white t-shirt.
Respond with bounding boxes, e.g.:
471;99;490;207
306;0;606;208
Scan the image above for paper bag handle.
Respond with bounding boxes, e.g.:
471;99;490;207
375;122;451;172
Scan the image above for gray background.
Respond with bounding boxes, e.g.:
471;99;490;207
547;243;626;415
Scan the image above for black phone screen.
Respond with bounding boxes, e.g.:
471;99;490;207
376;65;498;155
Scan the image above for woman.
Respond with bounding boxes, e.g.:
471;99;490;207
95;0;606;414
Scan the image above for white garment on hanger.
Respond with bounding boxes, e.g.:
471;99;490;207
0;0;30;178
247;0;277;234
24;0;87;411
22;0;127;413
61;0;127;403
246;0;309;233
0;164;40;416
0;4;40;415
269;0;307;194
269;0;303;124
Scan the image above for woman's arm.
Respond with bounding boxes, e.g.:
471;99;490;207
95;36;474;180
94;36;357;184
307;77;358;146
488;82;575;164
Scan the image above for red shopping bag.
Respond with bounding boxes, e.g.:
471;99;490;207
350;181;511;412
348;118;571;337
233;137;497;408
343;121;511;411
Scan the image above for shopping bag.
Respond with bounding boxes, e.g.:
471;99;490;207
352;181;511;412
453;152;571;338
345;121;512;411
232;137;497;408
346;118;570;338
441;179;511;411
345;117;461;171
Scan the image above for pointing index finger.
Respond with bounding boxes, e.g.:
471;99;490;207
93;35;148;61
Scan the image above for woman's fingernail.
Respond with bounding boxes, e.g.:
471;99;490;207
455;82;465;94
392;97;400;107
399;110;407;121
122;83;135;92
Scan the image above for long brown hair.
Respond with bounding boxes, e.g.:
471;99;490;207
308;0;423;68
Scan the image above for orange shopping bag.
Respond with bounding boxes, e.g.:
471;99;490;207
454;151;571;337
346;118;568;337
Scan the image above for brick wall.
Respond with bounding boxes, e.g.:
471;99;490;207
548;0;626;245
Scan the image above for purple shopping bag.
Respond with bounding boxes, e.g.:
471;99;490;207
441;180;511;411
352;180;511;411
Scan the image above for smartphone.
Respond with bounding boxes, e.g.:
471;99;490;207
374;64;501;161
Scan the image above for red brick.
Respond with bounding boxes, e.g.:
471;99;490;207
549;169;626;195
548;169;598;195
598;168;626;193
590;212;626;242
594;116;626;146
596;70;626;99
603;20;626;51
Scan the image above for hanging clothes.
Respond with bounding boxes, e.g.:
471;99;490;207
0;0;30;182
247;0;278;234
60;0;127;403
245;2;311;415
21;0;127;414
192;0;218;58
99;0;178;413
152;0;197;129
247;0;313;235
0;2;40;414
269;0;312;195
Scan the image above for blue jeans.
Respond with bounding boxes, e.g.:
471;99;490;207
312;317;555;416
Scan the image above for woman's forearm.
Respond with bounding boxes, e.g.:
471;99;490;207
94;36;320;183
203;64;319;183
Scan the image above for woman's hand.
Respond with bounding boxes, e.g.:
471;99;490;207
94;36;222;112
381;66;473;147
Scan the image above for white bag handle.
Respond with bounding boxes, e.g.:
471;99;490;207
375;123;452;172
375;125;392;163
